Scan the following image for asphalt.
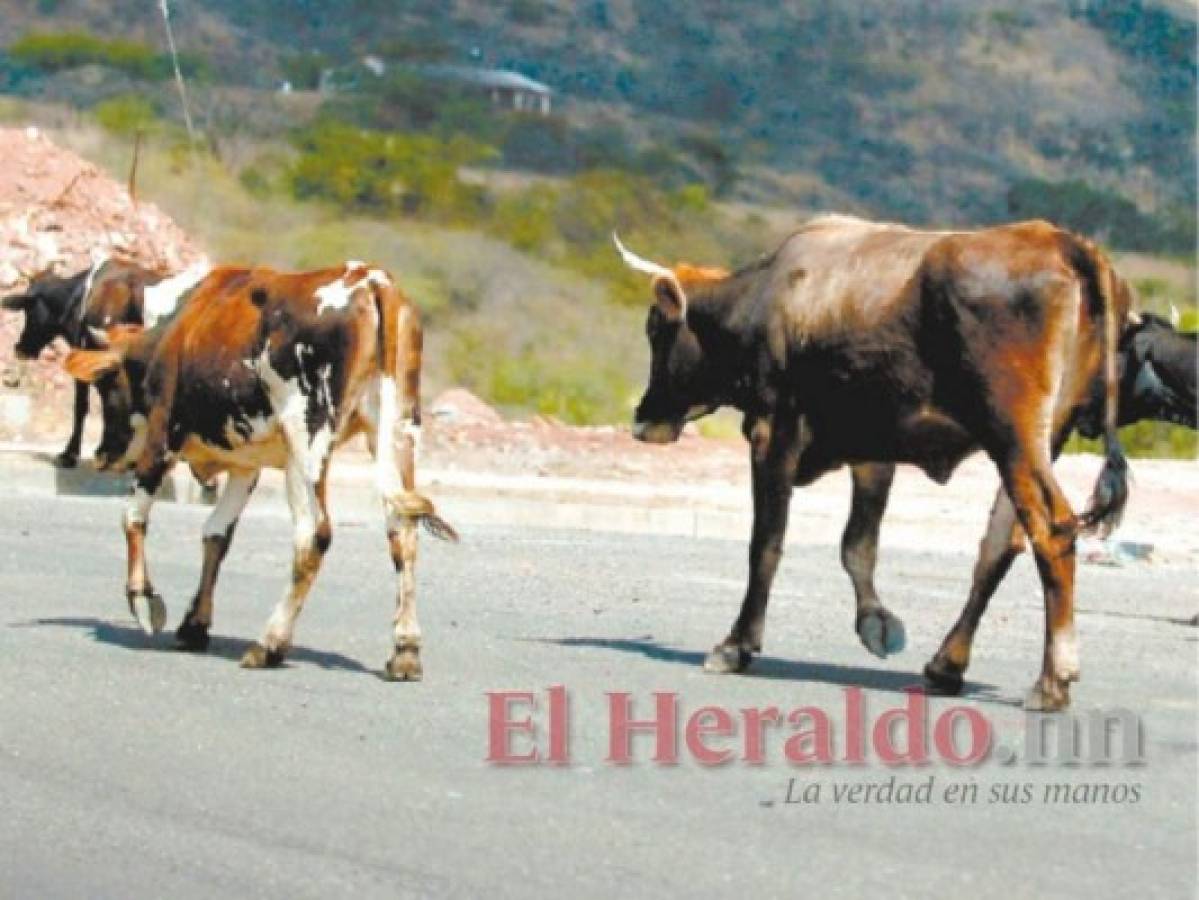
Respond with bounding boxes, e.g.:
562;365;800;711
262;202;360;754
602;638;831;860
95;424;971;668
0;490;1195;899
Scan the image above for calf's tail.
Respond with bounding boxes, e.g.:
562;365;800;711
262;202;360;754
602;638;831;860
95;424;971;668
1070;238;1131;538
370;271;458;543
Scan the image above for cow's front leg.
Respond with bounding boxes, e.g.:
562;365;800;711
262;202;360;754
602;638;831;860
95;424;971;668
843;463;906;658
705;413;803;673
123;462;171;634
241;461;331;669
176;471;258;653
56;381;89;468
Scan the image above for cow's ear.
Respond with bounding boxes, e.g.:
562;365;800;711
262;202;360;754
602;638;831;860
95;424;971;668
652;275;688;323
64;349;122;383
1;292;30;312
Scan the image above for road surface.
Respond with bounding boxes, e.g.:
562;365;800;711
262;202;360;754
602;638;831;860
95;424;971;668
0;491;1195;898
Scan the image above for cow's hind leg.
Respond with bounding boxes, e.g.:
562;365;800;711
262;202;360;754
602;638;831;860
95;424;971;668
924;487;1024;693
176;471;258;652
356;399;427;681
56;381;89;468
241;461;331;669
383;510;422;681
999;452;1080;711
843;464;906;658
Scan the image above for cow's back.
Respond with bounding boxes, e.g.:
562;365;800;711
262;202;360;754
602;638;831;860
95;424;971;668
770;216;950;342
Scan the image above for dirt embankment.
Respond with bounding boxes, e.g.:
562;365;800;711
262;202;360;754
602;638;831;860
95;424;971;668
0;125;205;441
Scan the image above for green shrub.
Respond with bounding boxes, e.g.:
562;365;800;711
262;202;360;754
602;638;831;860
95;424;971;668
446;328;630;425
93;94;159;136
289;121;491;219
8;30;208;82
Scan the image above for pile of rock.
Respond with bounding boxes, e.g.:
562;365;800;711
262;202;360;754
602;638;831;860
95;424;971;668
0;125;205;444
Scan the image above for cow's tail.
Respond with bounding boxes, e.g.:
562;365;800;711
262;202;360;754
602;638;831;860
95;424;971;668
369;271;458;543
1071;238;1131;538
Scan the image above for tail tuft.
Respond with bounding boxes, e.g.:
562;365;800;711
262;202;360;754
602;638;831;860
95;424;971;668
386;492;459;542
420;513;459;543
1077;443;1130;539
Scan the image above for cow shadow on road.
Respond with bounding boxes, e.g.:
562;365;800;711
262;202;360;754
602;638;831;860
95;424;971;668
21;616;372;674
543;635;1020;707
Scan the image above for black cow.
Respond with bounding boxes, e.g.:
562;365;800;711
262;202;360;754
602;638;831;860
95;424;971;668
617;216;1135;710
1;258;207;466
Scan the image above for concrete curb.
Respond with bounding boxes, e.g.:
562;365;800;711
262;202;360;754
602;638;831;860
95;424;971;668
0;442;788;545
0;443;1192;564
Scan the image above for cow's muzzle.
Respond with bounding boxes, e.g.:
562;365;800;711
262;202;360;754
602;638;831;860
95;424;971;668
632;419;684;444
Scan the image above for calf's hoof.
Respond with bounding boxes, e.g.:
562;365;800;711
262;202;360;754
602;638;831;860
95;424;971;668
240;643;285;669
703;643;752;674
856;608;907;659
1025;676;1071;712
54;451;79;469
127;590;167;636
923;657;965;695
175;618;210;653
384;646;423;682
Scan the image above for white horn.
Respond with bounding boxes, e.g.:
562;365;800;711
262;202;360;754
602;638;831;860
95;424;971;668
86;325;110;348
1169;304;1181;327
613;233;674;280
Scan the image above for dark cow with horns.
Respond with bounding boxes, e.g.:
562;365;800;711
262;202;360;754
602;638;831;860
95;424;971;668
2;257;208;467
64;261;456;680
830;312;1195;674
617;215;1135;710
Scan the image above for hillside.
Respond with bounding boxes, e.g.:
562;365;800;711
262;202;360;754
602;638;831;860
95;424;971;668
0;0;1194;236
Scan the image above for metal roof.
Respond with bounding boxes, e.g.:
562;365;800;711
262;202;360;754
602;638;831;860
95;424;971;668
422;65;552;95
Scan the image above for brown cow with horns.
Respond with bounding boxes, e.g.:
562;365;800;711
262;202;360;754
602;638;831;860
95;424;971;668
65;261;456;680
617;215;1133;710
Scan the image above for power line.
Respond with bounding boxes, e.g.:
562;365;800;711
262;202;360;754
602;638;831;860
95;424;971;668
158;0;197;144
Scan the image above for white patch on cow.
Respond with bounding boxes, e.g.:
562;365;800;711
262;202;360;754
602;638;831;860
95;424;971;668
374;377;403;499
255;346;332;483
202;473;257;539
103;315;112;325
78;254;108;323
110;413;150;472
123;481;155;527
400;416;422;456
144;263;210;326
315;276;357;315
315;265;391;315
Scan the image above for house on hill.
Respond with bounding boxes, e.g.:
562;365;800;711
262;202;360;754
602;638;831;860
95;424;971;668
422;65;553;115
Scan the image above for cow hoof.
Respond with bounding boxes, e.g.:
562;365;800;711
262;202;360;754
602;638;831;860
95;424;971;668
923;658;965;695
857;608;906;658
240;643;285;669
175;618;210;653
54;452;78;469
384;647;423;682
1025;677;1071;712
703;643;752;674
128;591;167;635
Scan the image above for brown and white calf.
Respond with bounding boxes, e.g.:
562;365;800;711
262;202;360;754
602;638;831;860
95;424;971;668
65;262;456;680
2;257;208;467
618;216;1134;710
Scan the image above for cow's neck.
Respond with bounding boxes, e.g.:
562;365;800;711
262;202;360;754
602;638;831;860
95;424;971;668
685;264;774;412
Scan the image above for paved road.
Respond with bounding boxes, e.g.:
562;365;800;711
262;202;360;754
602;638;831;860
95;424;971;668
0;491;1195;899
